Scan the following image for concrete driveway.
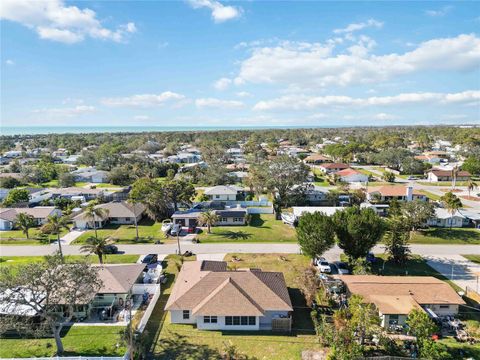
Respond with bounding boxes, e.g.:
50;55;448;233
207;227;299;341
425;254;480;293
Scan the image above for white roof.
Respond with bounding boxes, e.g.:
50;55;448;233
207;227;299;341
0;288;45;316
204;185;243;195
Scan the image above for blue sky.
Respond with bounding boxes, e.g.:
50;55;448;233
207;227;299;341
1;0;479;127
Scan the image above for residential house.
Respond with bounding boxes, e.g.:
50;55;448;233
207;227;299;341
303;154;331;165
72;167;109;183
318;163;349;174
165;260;293;331
339;275;465;328
204;185;244;201
427;208;480;228
171;208;248;228
367;186;427;203
426;169;471;182
333;168;369;183
292;206;346;219
73;201;145;229
0;207;61;231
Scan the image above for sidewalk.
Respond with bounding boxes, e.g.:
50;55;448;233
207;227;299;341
59;230;86;245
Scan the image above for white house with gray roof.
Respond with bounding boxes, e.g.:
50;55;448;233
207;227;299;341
204;185;244;201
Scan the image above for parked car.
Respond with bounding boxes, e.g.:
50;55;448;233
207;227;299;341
316;259;332;273
366;252;376;263
170;223;181;236
407;176;416;180
333;261;350;275
161;219;173;233
104;244;118;254
142;254;158;265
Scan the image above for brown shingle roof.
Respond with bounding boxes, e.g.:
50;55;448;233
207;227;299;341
165;261;292;316
73;201;145;221
340;275;465;307
94;264;145;294
320;163;349;169
368;185;423;197
429;170;471;177
0;207;57;222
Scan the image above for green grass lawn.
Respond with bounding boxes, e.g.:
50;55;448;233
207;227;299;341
418;189;442;201
197;214;296;243
92;183;123;188
0;228;69;245
417;181;470;187
0;254;141;267
0;326;126;357
73;218;166;244
410;228;480;244
462;255;480;264
150;253;322;360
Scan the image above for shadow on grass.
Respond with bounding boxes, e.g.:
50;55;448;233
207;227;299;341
153;332;223;360
249;214;265;227
212;231;252;240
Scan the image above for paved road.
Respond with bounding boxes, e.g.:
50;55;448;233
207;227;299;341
1;243;479;257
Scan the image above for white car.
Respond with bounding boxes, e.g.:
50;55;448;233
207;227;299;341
161;219;173;233
170;223;181;236
316;259;331;273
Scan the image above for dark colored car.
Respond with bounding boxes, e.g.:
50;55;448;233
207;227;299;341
104;245;118;254
142;254;158;264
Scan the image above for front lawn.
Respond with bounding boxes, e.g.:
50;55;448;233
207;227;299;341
0;254;141;267
410;228;480;244
73;218;166;244
0;228;69;245
0;326;126;357
198;214;296;243
462;255;480;264
151;253;322;360
418;189;442;201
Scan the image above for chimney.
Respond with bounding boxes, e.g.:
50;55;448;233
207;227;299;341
406;186;413;202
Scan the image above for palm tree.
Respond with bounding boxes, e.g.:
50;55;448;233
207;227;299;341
42;214;70;261
440;192;463;229
14;213;35;239
467;179;478;198
198;210;219;234
451;166;459;190
83;203;109;240
80;236;113;264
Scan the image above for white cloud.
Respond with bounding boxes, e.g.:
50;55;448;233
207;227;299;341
441;114;467;120
333;19;383;34
374;113;399;121
308;113;328;120
33;105;95;117
253;90;480;111
5;59;15;65
236;91;252;98
195;98;244;109
101;92;186;107
134;115;150;121
0;0;136;43
188;0;242;23
213;77;232;90
235;34;480;88
425;6;453;17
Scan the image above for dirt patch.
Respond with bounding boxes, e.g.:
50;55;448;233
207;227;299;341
462;196;480;201
440;188;462;193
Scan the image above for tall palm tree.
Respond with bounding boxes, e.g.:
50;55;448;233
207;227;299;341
80;236;113;264
83;203;109;240
14;213;35;239
440;192;463;229
467;179;478;198
451;166;459;190
42;214;70;261
198;210;219;234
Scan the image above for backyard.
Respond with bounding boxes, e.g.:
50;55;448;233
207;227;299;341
409;228;480;245
197;214;297;243
149;253;323;360
73;218;167;244
0;326;126;357
0;254;141;267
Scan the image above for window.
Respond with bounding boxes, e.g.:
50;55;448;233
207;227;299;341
388;315;399;325
215;195;220;199
225;316;254;326
125;217;131;222
183;310;190;319
221;217;228;222
203;316;218;323
234;217;243;222
439;305;449;309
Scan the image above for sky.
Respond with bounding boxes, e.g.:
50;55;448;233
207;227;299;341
1;0;479;128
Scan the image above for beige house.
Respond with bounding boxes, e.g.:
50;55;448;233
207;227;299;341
340;276;465;328
165;261;293;331
0;207;61;231
426;169;471;182
318;163;349;173
73;201;145;229
367;185;427;203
